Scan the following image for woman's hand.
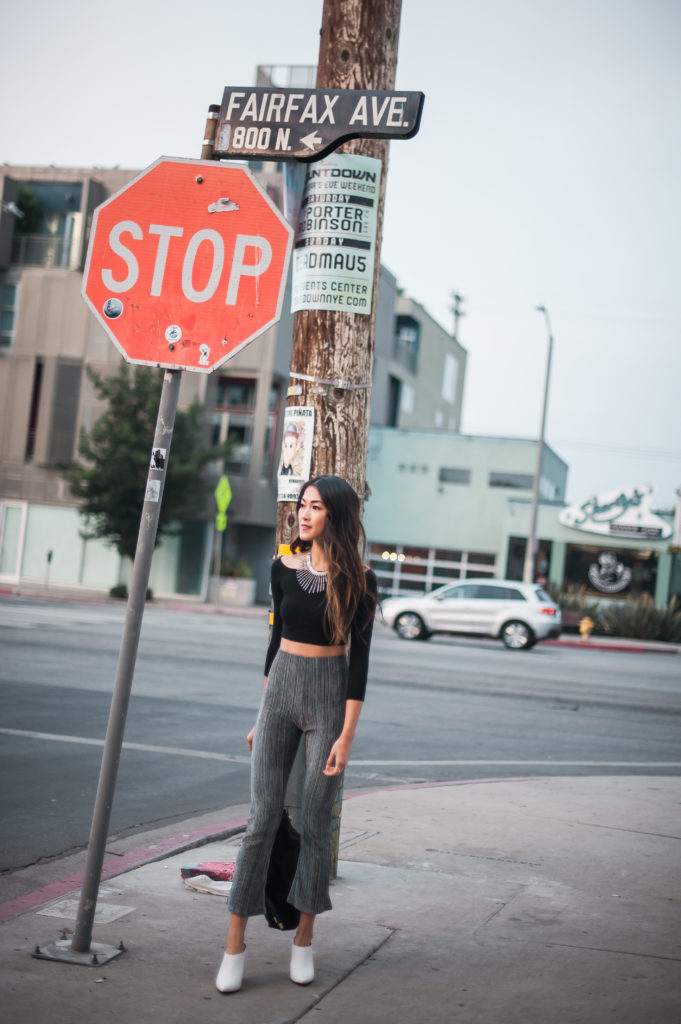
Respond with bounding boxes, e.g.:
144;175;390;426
246;726;256;751
323;736;352;776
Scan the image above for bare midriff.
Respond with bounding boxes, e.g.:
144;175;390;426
280;638;346;658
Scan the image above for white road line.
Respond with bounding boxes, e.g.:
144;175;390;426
351;759;681;767
0;730;679;769
0;728;251;764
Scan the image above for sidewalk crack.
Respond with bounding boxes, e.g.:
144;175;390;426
537;940;681;963
293;927;396;1022
472;893;522;939
573;822;681;841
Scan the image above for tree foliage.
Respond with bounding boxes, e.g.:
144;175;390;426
62;364;226;560
16;186;43;234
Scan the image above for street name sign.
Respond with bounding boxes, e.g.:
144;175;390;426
214;87;425;162
82;157;293;373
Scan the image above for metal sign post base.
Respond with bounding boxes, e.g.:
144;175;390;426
33;939;125;966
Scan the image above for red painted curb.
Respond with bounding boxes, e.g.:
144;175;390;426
0;814;248;925
545;639;677;654
0;777;536;925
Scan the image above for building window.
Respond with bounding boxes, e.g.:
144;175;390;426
401;383;414;414
468;551;496;565
225;419;254;475
212;377;257;477
393;315;420;374
387;375;401;426
0;283;18;348
368;542;495;597
564;544;657;598
24;358;44;461
438;467;470;485
11;182;83;268
488;471;534;489
210;411;254;477
263;381;282;476
48;360;82;464
442;352;459;404
506;536;526;580
216;376;256;409
539;476;558;500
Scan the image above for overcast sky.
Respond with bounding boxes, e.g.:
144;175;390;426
2;0;679;509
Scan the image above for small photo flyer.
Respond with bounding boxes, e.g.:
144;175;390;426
277;406;315;502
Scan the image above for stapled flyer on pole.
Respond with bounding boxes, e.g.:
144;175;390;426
291;153;382;316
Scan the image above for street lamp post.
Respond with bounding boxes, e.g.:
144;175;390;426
523;305;554;583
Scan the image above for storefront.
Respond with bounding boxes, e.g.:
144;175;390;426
361;426;678;608
502;484;677;607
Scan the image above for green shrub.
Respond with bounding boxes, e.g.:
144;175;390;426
548;585;681;641
600;594;681;642
109;583;153;601
219;556;253;578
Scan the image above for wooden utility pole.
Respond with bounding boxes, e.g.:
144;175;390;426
276;0;403;876
276;0;403;544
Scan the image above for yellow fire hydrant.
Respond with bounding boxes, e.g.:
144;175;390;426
579;616;594;642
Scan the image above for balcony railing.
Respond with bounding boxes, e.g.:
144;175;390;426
11;234;67;268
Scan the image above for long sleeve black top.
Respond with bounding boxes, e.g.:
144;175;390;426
264;558;377;701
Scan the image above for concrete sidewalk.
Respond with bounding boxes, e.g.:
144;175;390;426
1;775;680;1023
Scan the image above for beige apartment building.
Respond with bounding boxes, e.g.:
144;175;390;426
0;161;467;602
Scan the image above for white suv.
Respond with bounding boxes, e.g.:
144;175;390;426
380;579;562;649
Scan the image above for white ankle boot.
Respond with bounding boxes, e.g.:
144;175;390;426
290;941;314;985
216;948;246;993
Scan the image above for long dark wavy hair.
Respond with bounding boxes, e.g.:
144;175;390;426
291;475;375;644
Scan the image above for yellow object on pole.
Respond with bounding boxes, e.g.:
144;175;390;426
214;475;232;514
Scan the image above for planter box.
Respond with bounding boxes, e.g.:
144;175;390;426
208;576;256;607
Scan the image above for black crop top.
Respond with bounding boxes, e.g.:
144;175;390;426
264;557;377;702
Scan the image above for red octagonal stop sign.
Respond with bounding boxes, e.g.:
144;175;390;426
82;157;293;373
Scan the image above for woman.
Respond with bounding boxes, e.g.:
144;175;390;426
216;475;378;993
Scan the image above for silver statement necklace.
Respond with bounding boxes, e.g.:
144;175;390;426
296;552;327;594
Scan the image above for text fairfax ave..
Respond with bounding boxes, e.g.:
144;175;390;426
222;91;411;129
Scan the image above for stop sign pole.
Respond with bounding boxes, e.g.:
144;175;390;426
33;119;291;966
32;372;186;966
69;367;182;962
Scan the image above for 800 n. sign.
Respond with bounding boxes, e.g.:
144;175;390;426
82;157;293;373
214;86;425;162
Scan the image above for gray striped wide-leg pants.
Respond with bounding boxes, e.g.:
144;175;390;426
227;651;347;918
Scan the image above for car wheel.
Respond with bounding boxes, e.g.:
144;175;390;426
501;620;535;650
394;612;429;640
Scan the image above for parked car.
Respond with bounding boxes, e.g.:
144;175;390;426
380;579;562;649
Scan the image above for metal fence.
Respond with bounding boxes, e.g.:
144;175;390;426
11;234;66;267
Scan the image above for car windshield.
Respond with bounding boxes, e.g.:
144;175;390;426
534;587;552;602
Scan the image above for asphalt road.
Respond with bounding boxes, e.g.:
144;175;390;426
1;596;679;873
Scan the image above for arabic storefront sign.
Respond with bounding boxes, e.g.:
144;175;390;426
559;484;672;540
291;153;382;316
